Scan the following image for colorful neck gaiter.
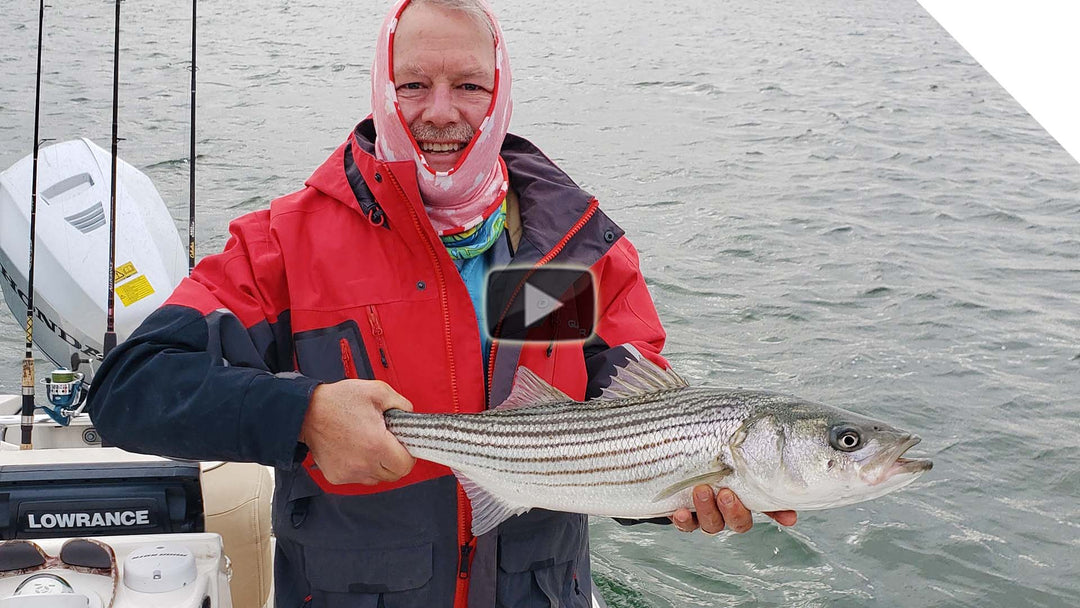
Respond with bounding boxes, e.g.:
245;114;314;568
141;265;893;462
445;200;507;357
441;199;507;261
371;0;513;236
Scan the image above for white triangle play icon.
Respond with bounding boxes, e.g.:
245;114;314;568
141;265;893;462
523;282;564;328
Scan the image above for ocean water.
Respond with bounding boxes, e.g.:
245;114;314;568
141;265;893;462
1;1;1078;606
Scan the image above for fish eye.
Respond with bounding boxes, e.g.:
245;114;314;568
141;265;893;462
830;426;863;452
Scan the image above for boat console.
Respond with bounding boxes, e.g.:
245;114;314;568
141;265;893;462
0;449;242;608
0;449;204;540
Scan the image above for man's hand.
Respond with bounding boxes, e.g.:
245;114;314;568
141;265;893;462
671;485;797;534
298;379;416;485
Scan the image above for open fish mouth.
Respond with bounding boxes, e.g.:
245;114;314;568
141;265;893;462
865;435;933;485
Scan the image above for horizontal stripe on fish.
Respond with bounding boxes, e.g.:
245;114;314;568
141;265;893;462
388;395;744;440
410;449;705;486
392;419;719;466
428;388;742;424
388;408;720;444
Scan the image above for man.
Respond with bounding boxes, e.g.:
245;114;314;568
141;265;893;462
89;1;794;606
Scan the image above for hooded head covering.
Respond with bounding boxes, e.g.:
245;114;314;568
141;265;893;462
371;0;513;236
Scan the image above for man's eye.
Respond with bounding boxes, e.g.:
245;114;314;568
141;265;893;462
462;83;483;92
399;82;423;91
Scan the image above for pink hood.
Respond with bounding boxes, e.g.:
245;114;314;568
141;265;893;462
371;0;513;235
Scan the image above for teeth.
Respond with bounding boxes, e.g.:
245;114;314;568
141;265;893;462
420;142;465;153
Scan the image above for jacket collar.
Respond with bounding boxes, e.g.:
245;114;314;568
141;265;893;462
305;118;601;255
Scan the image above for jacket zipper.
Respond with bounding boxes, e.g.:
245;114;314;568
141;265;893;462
383;168;458;407
339;338;358;379
366;305;391;369
383;165;473;608
458;539;475;579
485;197;601;399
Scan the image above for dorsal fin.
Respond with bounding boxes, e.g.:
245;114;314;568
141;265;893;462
495;366;574;410
600;345;689;400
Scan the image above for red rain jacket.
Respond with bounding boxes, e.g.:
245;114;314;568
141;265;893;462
90;119;667;608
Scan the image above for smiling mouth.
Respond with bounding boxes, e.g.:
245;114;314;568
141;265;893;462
419;142;467;154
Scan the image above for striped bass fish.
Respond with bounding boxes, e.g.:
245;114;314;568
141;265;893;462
385;352;932;536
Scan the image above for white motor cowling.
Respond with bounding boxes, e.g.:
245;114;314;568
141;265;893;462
0;139;187;384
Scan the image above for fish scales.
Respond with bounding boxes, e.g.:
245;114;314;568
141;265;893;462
389;388;747;512
391;388;734;465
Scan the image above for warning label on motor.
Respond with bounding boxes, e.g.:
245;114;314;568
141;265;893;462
114;261;138;283
115;275;155;306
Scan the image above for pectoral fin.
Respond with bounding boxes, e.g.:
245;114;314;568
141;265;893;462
651;465;734;502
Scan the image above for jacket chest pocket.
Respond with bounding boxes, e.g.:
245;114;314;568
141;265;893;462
294;320;375;382
292;308;402;387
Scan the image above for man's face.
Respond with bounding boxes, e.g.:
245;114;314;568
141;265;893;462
393;3;496;172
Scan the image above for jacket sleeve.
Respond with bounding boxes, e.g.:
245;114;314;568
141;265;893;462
88;210;320;469
584;235;670;399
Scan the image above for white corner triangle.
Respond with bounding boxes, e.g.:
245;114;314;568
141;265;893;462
917;0;1080;164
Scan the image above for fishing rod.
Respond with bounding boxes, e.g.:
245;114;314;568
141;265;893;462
103;0;122;358
20;0;47;449
188;0;197;275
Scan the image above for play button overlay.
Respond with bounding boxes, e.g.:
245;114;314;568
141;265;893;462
523;282;564;328
485;266;595;343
